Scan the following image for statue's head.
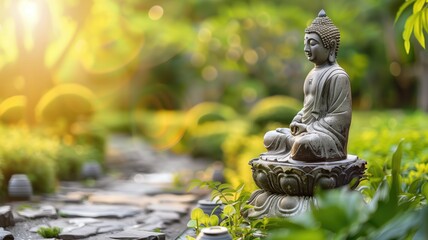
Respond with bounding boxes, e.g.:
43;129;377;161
304;10;340;64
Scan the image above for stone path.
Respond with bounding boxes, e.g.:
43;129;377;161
0;134;214;239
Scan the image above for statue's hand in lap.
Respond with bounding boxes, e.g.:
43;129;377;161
290;122;307;136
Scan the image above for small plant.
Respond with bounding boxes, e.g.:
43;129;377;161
187;180;269;239
37;226;62;238
266;140;428;240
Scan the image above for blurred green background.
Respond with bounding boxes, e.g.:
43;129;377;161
0;0;426;198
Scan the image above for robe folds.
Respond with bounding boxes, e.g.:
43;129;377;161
261;64;352;162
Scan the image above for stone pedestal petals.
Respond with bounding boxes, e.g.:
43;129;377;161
246;155;366;218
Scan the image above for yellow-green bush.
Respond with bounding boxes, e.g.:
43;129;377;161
185;102;238;127
222;133;265;190
35;84;95;130
189;120;251;160
181;102;240;157
0;127;59;195
349;111;428;192
0;95;26;124
249;96;302;128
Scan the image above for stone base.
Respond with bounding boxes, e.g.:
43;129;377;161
250;155;366;196
244;190;314;219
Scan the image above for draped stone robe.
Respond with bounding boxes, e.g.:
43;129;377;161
260;63;352;162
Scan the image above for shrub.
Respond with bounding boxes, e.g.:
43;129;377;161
181;102;240;159
249;96;301;128
188;120;250;160
349;111;428;194
0;95;26;124
222;134;265;190
35;84;95;132
185;102;238;127
56;144;102;181
0;127;59;195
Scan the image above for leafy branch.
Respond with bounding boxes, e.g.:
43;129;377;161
395;0;428;53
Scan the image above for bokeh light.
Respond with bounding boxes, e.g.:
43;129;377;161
148;5;164;21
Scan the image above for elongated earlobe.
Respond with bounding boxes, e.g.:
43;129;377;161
329;40;337;63
328;52;336;63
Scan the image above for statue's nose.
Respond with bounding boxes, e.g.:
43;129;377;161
304;44;310;52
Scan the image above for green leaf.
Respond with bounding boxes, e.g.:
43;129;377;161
423;9;428;33
414;13;426;48
413;0;426;13
187;219;197;228
403;14;416;40
191;208;205;220
391;140;404;201
395;0;415;23
222;204;236;216
405;40;411;53
209;215;219;226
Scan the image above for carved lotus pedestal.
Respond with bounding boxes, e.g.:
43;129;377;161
245;155;366;219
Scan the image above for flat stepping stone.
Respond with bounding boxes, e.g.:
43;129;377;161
17;205;57;219
31;218;126;239
59;204;140;218
88;192;155;207
150;211;181;222
59;222;123;240
107;181;167;195
153;194;198;204
146;203;189;214
108;229;165;240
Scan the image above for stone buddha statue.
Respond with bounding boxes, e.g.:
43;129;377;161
245;10;366;219
261;9;351;162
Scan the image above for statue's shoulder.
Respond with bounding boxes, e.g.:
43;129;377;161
328;64;349;79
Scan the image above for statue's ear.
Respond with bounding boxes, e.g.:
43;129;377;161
328;40;337;63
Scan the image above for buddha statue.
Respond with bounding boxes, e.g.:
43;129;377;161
261;9;351;162
245;10;366;219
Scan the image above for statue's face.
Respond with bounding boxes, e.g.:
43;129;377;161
304;33;330;66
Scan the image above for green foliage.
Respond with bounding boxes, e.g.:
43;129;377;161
349;111;428;198
37;226;62;238
187;207;220;236
0;125;107;197
0;127;58;195
222;133;265;189
249;96;302;128
186;102;238;127
187;180;269;239
266;141;427;239
56;144;102;181
188;120;250;160
396;0;428;53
